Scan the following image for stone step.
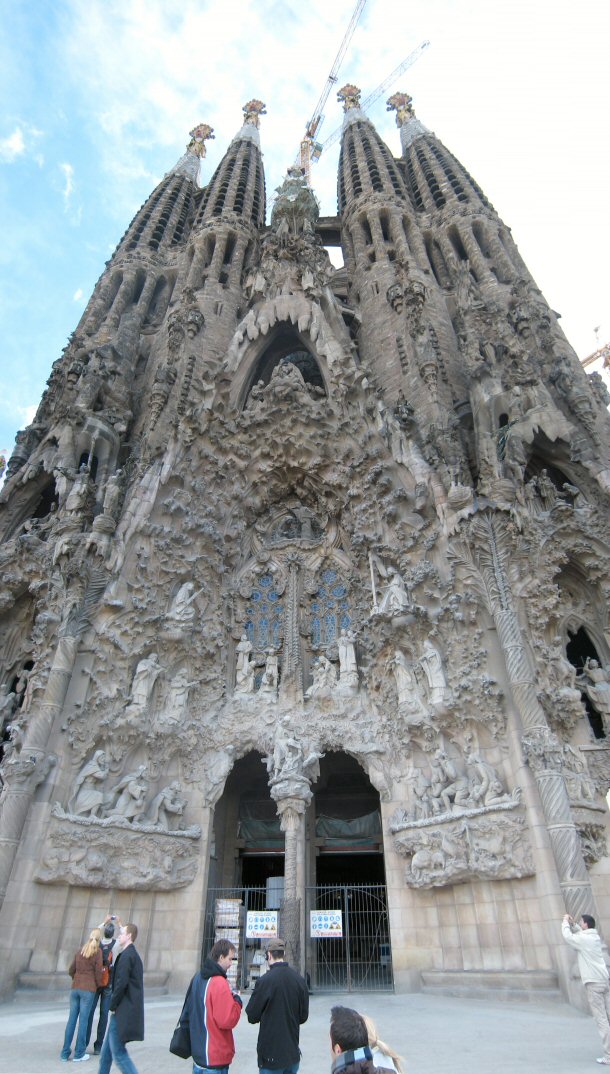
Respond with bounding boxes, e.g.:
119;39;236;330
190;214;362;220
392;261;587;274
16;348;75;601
420;969;562;1003
14;970;169;1001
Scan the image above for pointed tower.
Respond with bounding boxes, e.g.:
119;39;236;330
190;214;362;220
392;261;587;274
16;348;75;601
0;83;609;1016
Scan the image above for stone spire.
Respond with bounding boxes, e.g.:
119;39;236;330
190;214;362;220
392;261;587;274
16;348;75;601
336;83;408;212
195;100;267;228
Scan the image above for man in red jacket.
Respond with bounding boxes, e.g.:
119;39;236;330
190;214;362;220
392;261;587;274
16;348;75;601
187;940;243;1074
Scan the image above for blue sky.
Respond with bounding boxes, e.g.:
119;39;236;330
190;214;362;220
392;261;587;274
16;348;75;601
1;0;609;469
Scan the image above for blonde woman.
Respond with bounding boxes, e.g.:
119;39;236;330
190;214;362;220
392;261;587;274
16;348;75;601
361;1014;405;1074
60;927;104;1062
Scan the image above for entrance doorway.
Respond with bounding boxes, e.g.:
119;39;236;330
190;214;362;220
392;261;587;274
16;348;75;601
305;752;393;991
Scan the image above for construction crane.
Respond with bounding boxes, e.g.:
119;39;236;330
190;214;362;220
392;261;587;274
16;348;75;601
313;39;431;159
296;0;367;184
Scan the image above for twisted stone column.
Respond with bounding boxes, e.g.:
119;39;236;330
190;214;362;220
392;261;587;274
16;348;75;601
0;634;77;905
471;514;595;918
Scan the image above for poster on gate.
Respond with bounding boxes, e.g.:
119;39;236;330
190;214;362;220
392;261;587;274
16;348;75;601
246;910;279;938
310;910;343;938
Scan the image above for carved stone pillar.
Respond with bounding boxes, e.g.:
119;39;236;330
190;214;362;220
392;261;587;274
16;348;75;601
0;634;78;905
470;513;595;919
275;796;308;970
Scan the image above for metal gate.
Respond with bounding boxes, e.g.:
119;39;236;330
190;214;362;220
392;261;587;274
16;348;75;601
305;884;393;992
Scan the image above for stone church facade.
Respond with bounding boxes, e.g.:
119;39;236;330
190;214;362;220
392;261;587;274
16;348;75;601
0;88;609;1004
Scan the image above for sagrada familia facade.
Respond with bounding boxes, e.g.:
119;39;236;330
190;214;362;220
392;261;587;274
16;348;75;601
0;85;609;1005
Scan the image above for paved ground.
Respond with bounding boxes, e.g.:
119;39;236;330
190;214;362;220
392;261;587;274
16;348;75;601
0;988;605;1074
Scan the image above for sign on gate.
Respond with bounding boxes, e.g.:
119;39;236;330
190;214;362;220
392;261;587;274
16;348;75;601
310;909;343;937
246;910;279;938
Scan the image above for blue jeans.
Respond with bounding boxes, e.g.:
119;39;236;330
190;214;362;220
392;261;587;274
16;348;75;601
98;1013;139;1074
259;1064;299;1074
60;989;97;1060
193;1066;229;1074
86;986;112;1049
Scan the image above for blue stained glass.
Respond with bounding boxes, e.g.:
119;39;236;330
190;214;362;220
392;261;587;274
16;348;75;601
272;620;282;647
310;568;351;648
242;574;284;654
260;574;273;588
251;592;261;603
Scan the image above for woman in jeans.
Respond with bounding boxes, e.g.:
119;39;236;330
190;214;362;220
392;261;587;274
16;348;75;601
60;927;104;1062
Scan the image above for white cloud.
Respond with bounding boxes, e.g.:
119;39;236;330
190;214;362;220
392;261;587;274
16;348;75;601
0;127;25;162
73;287;84;301
60;161;75;208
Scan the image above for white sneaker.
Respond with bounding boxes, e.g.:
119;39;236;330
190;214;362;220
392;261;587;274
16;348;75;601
596;1059;610;1065
73;1056;91;1063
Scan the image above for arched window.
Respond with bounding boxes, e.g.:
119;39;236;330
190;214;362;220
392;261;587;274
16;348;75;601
311;568;350;649
566;627;607;740
244;573;284;652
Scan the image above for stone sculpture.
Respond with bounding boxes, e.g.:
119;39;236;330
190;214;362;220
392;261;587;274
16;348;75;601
419;640;450;705
127;654;162;712
392;651;429;722
106;765;148;822
579;659;610;725
146;781;187;830
306;654;337;696
167;582;197;627
337;630;358;691
68;750;109;817
235;634;255;695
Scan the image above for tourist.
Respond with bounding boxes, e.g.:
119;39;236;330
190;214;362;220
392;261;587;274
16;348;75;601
176;938;242;1074
98;922;144;1074
330;1006;375;1074
86;915;122;1055
60;927;104;1062
361;1015;404;1073
246;938;309;1074
562;913;610;1064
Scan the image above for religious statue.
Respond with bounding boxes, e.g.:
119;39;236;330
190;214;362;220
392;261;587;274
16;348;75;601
579;659;610;722
127;653;162;711
419;640;450;706
258;650;279;700
162;668;199;726
338;630;358;691
65;464;91;514
378;571;410;616
102;471;122;518
168;582;197;627
466;753;511;807
202;746;235;806
264;727;322;790
106;765;148;822
391;651;429;721
305;654;337;697
68;750;109;817
235;634;255;695
146;781;186;830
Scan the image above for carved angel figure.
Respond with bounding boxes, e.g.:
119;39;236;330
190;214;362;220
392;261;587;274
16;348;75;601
146;781;186;830
235;634;255;695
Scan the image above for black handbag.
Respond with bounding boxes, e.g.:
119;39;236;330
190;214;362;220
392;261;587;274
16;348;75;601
169;1020;191;1059
169;980;192;1059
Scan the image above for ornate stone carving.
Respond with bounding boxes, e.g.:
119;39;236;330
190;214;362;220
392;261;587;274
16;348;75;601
391;810;533;887
36;811;200;890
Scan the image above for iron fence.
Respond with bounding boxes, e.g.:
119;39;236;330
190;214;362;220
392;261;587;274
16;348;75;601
305;883;393;992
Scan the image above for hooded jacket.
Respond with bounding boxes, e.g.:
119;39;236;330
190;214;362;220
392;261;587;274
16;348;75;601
186;958;242;1069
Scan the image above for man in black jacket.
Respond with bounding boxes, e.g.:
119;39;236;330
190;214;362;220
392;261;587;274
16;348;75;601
246;939;309;1074
98;922;144;1074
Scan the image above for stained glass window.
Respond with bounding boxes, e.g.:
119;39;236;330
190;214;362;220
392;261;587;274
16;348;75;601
244;573;284;652
311;568;350;648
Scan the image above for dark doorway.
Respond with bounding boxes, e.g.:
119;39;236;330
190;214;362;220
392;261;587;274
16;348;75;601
316;853;385;886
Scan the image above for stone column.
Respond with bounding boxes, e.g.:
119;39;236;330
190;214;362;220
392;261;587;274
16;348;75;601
470;512;595;919
275;796;308;971
0;633;77;905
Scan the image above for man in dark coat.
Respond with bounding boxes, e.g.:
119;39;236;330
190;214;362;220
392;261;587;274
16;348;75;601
246;939;309;1074
98;922;144;1074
